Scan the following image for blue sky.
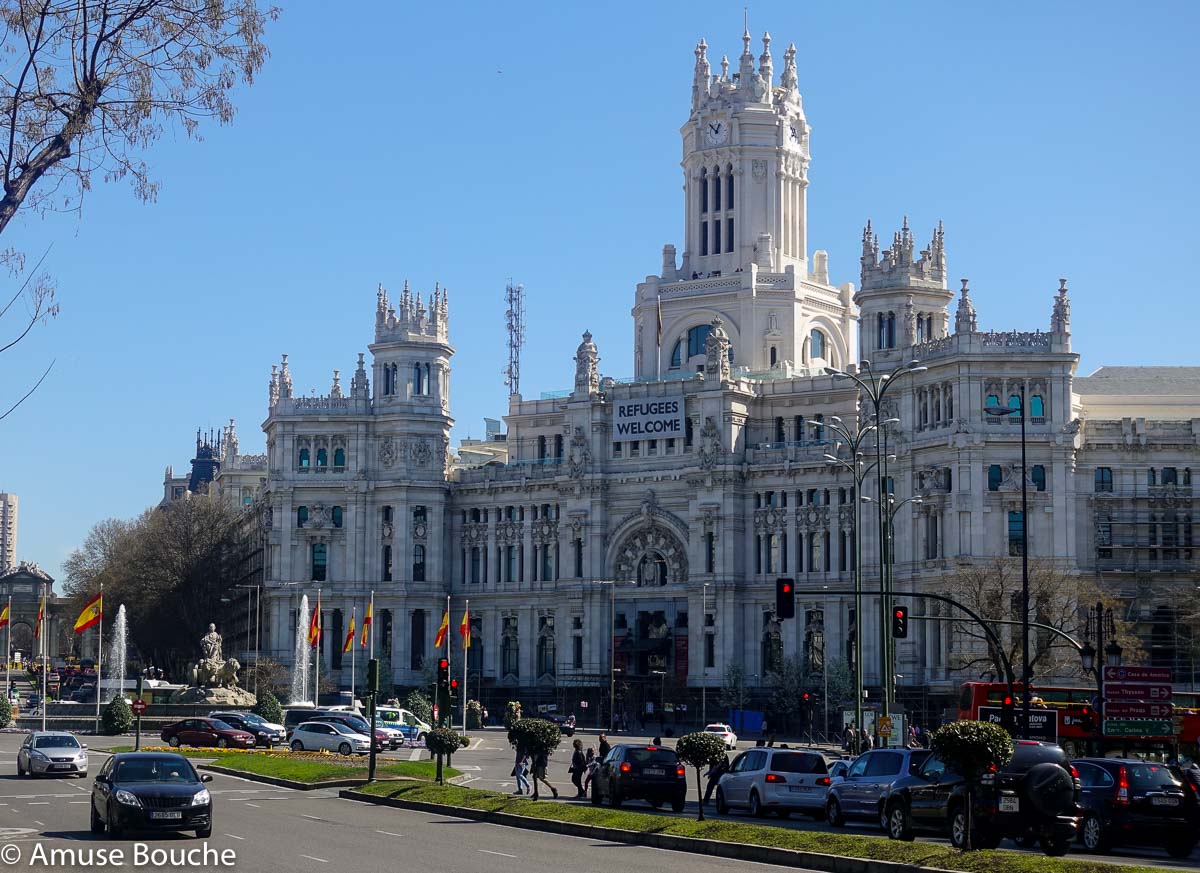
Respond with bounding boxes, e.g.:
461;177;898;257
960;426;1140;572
3;0;1197;587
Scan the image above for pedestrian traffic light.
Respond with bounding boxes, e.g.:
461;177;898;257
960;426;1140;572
891;606;908;638
801;692;811;703
775;577;795;619
1001;694;1016;732
437;657;450;690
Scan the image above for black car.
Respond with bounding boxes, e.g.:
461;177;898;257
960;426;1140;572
883;740;1081;856
592;744;687;811
90;752;213;838
208;711;285;747
1073;758;1198;858
546;714;576;737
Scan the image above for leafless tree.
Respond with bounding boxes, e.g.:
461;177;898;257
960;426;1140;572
0;247;56;421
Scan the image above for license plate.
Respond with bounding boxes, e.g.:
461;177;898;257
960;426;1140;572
1152;796;1180;806
788;785;809;793
149;811;182;820
999;796;1019;812
51;764;74;770
645;768;665;776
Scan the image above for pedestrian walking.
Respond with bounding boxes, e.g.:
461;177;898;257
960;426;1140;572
859;726;870;753
703;753;729;803
532;748;558;799
569;739;586;798
582;748;598;793
512;746;531;795
598;733;611;760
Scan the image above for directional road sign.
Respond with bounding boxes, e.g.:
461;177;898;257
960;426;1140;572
1103;719;1173;737
1105;683;1172;701
1104;701;1173;719
1103;666;1171;683
979;706;1058;741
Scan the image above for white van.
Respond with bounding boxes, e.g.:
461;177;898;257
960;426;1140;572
375;706;430;744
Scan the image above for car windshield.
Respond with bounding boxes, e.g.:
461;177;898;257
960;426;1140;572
34;735;80;749
705;725;728;732
1127;764;1182;789
208;720;235;731
115;758;195;783
771;753;828;774
626;748;677;766
340;717;370;731
240;713;266;724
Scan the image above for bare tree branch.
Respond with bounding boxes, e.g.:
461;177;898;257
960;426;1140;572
0;355;51;421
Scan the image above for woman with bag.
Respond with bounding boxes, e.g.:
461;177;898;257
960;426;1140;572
568;738;586;798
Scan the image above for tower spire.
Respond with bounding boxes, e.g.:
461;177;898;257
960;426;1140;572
739;11;755;83
759;31;773;87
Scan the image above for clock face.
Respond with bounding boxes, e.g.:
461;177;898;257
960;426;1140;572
704;119;728;146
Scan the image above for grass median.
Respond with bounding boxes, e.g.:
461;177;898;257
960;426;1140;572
102;746;455;784
351;781;1160;873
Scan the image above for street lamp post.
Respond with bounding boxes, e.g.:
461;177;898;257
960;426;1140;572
986;385;1031;738
702;582;711;727
596;580;635;732
1080;602;1123;748
651;669;666;724
232;584;261;697
826;359;927;718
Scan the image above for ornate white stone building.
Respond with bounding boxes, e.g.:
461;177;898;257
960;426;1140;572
242;27;1199;720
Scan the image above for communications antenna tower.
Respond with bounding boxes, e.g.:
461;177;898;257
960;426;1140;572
503;279;526;397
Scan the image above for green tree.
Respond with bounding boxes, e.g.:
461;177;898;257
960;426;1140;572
930;720;1014;851
765;656;808;733
503;700;522;730
506;718;561;800
425;727;468;784
674;731;727;820
402;689;432;724
717;662;749;715
102;696;134;735
825;657;855;706
251;689;283;725
0;695;11;728
465;699;483;730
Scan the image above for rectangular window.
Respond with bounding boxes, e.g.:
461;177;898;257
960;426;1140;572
574;538;583;578
311;543;327;582
781;531;789;573
382;545;392;582
1008;511;1025;557
572;636;583;670
666;438;675;454
705;532;715;573
767;534;779;574
410;610;425;671
704;633;715;670
470;547;481;584
648;439;657;456
713;219;721;255
1032;465;1047;492
796;532;804;572
613;442;622;457
713;173;721;211
506;546;516;584
726;217;734;253
541;545;553;581
988;464;1002;492
1095;467;1113;492
630;441;640;457
755;535;763;574
726;172;734;209
824;532;831;572
700;221;709;256
925;514;939;560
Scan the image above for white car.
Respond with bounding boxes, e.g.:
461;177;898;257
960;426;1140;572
705;723;738;750
716;748;832;819
17;731;89;777
289;721;370;756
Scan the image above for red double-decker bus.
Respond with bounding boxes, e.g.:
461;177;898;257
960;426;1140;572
957;681;1200;761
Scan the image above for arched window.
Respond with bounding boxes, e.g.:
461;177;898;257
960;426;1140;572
1030;395;1045;418
1008;394;1022;412
334;447;346;468
1032;465;1046;492
297;506;308;528
316;448;327;468
298;448;310;469
537;629;556;677
916;315;926;344
810;329;826;359
878;313;896;349
1185;469;1193;486
769;346;777;366
988;464;1003;492
700;167;708;213
424;363;431;395
1162;467;1178;485
713;165;721;211
311;543;327;581
687;324;713;358
985;393;1000;412
669;341;682;369
1148;468;1157;486
413;544;426;582
332;506;343;528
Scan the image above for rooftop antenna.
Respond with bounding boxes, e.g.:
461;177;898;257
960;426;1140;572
503;278;526;397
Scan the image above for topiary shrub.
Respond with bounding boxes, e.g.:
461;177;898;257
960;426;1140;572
403;689;432;724
930;720;1013;850
0;696;11;728
675;731;729;820
426;726;469;783
251;689;283;725
503;700;522;730
466;699;483;730
507;717;561;800
102;696;134;735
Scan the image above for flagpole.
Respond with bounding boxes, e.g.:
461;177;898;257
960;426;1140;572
369;590;375;660
350;605;356;708
95;583;103;735
40;584;47;732
444;595;450;727
314;587;322;707
462;599;469;734
5;595;10;699
655;291;662;381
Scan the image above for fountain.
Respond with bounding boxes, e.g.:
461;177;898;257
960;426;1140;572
289;594;312;705
167;621;256;705
105;605;128;701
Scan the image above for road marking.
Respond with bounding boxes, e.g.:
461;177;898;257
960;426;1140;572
224;834;245;840
478;850;517;858
32;820;44;826
302;814;322;821
244;802;260;808
456;765;482;771
299;854;328;863
68;801;88;804
27;802;49;805
374;830;404;837
407;749;422;761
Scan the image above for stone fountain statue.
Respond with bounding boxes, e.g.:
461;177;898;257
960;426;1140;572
169;622;257;705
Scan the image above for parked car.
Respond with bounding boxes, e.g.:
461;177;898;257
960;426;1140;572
289;721;371;756
309;713;395;751
716;747;831;819
1073;758;1197;858
283;707;319;737
828;759;853;784
547;714;576;736
591;743;687;811
374;706;431;745
826;747;931;829
704;723;738;750
160;718;256;750
882;740;1081;856
17;731;88;778
208;711;286;747
90;752;212;838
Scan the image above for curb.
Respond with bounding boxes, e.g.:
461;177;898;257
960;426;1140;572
198;763;378;791
338;789;925;873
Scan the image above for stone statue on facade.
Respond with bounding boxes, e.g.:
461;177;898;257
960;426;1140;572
574;331;600;395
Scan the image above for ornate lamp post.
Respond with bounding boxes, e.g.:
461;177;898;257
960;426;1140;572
1081;602;1122;743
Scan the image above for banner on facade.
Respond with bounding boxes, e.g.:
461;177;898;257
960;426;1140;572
613;397;684;439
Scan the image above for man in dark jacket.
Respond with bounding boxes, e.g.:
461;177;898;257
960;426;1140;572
598;734;611;760
704;754;729;803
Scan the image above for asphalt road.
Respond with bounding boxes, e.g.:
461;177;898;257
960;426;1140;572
0;732;818;873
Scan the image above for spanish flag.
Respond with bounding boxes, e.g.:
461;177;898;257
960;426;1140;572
460;605;470;649
0;603;9;630
34;594;45;640
655;292;663;346
360;594;373;648
433;607;450;649
74;591;103;634
343;614;356;654
308;596;321;647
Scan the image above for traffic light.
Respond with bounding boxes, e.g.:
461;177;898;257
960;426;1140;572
1078;704;1095;733
437;657;450;691
891;606;908;638
366;658;379;693
449;677;460;701
775;578;795;619
801;691;811;704
1001;694;1016;732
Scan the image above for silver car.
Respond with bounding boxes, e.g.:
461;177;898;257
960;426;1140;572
17;731;88;777
716;748;832;819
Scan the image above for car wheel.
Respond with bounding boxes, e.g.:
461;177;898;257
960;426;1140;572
107;807;123;839
827;796;845;828
671;796;685;813
338;742;352;756
217;738;228;749
1081;814;1108;853
886;800;914;842
168;736;181;747
1041;834;1071;857
608;780;622;809
749;790;765;818
1166;837;1197;859
950;806;969;850
715;787;729;815
291;741;304;752
90;803;105;834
